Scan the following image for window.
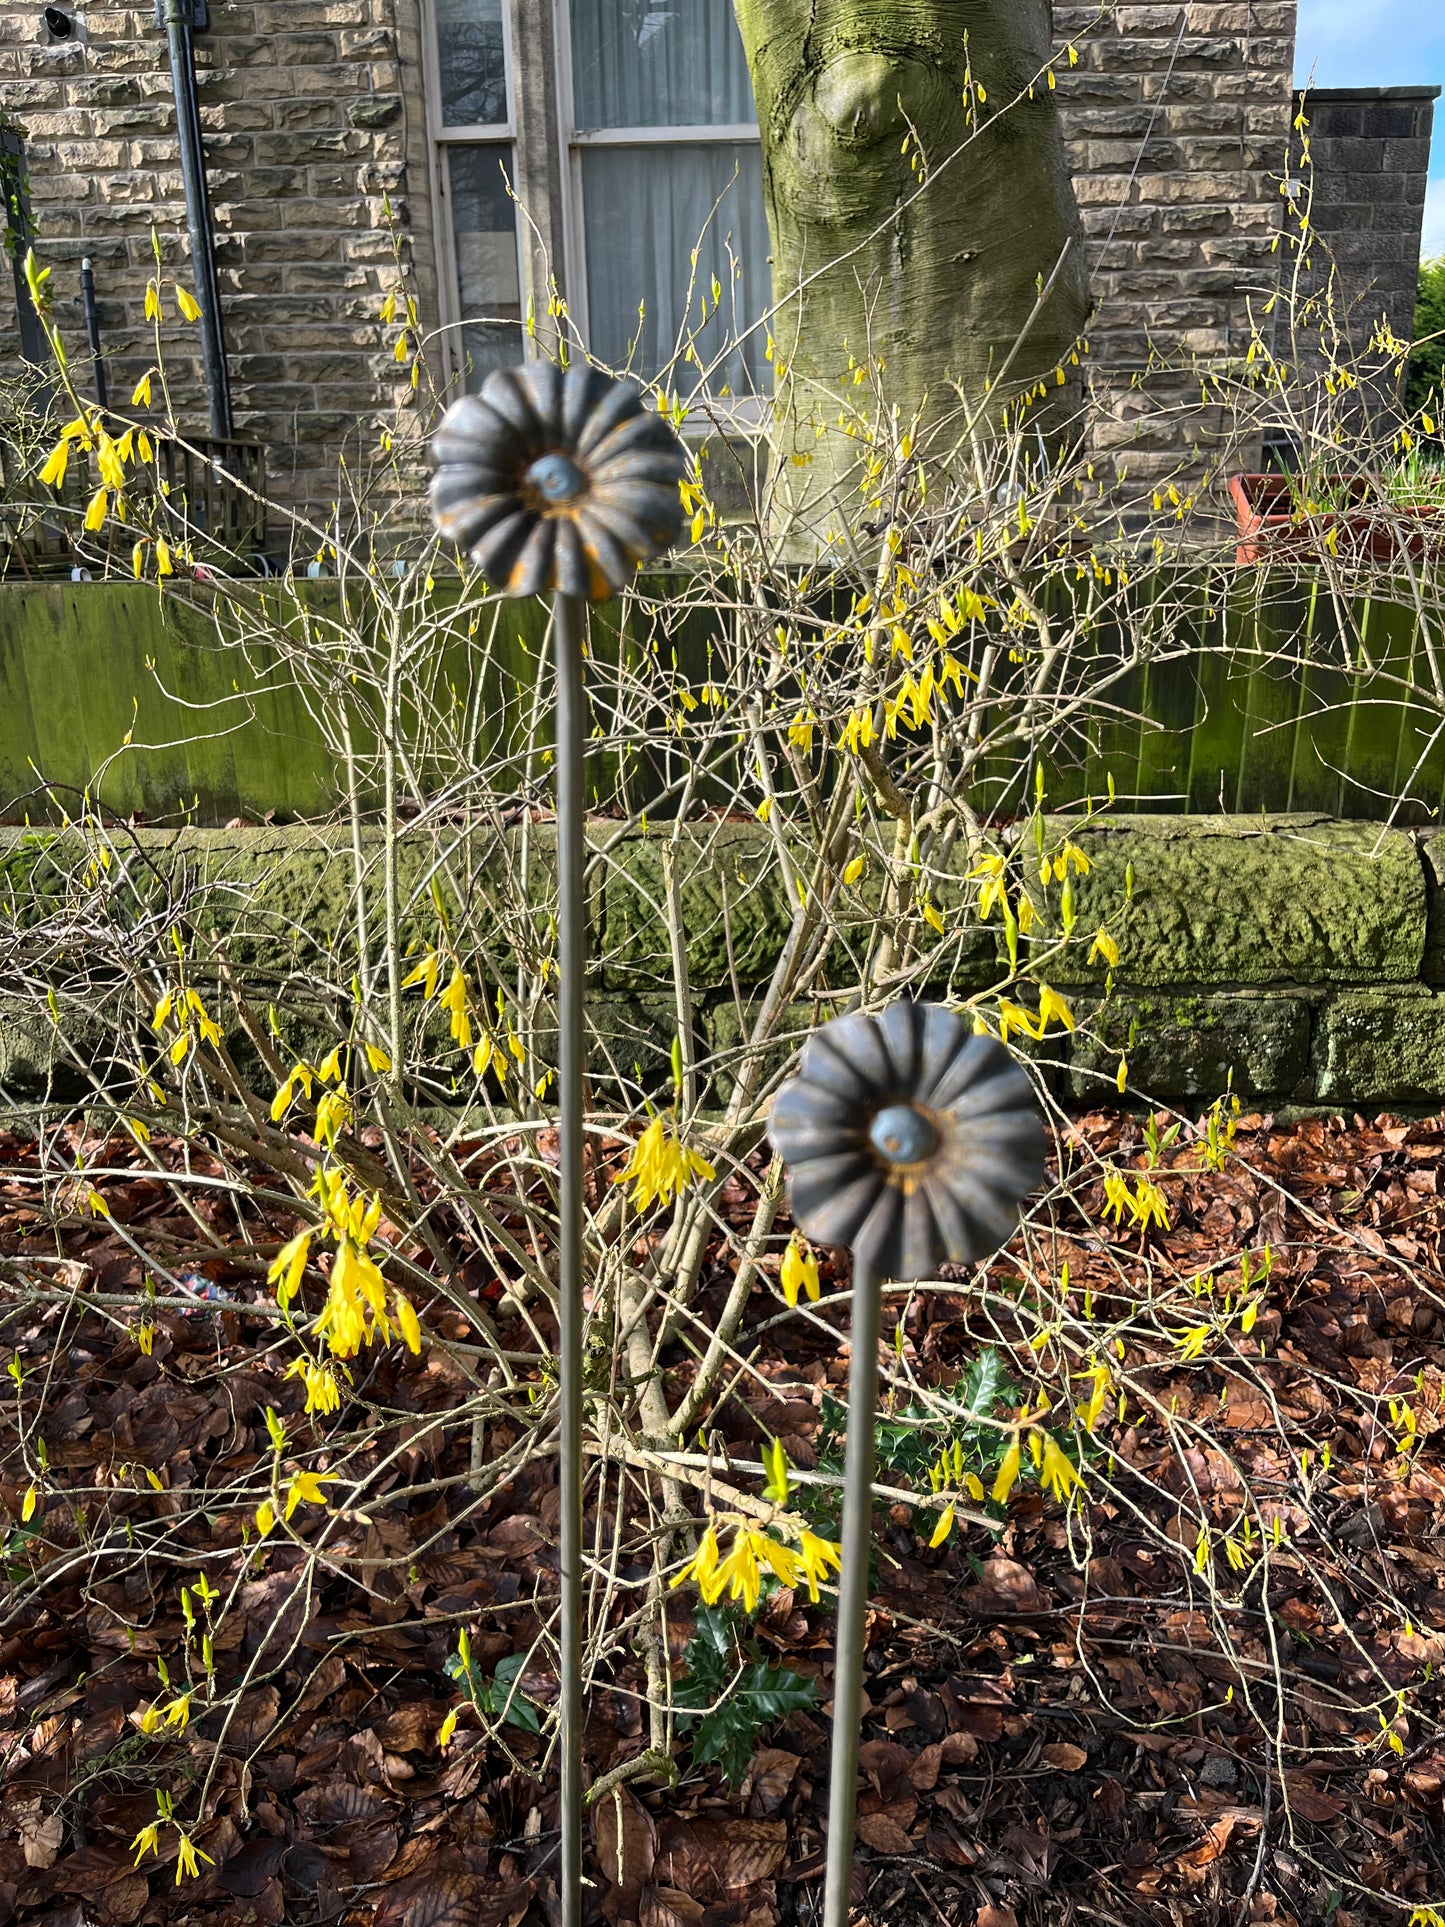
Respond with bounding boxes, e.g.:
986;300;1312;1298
564;0;771;397
422;1;771;400
426;0;524;390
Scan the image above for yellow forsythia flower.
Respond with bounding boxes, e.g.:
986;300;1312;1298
779;1235;820;1306
39;440;68;489
176;285;202;323
132;372;153;408
613;1115;715;1213
438;1706;459;1749
969;853;1008;920
282;1469;337;1521
991;1439;1021;1505
267;1229;311;1308
1036;985;1075;1032
929;1507;955;1547
440;966;472;1049
796;1528;841;1602
174;1832;213;1884
1038;1434;1083;1504
997;999;1039;1045
285;1356;341;1416
83;487;109;531
394;1292;422;1354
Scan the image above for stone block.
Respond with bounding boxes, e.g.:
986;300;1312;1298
1383;138;1432;173
1032;816;1425;987
1067;991;1311;1100
1312;989;1445;1104
1361;105;1422;140
701;997;816;1102
601;827;793;994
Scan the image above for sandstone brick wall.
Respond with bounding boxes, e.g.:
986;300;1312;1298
1056;2;1298;497
1;1;1299;527
0;0;439;518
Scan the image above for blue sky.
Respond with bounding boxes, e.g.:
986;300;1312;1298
1295;0;1444;255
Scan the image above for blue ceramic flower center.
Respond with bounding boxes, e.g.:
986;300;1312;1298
526;452;586;504
869;1103;938;1167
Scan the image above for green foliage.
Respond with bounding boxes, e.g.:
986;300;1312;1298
868;1346;1020;1488
443;1649;541;1733
674;1605;815;1788
1407;256;1445;421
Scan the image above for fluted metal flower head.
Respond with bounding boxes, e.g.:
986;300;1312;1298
767;1002;1047;1282
428;362;688;601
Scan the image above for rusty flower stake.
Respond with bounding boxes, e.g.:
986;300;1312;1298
429;364;687;1927
768;1003;1046;1927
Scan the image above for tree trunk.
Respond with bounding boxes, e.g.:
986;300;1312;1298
733;0;1091;537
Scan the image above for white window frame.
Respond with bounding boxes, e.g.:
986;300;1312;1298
419;0;526;393
551;0;765;417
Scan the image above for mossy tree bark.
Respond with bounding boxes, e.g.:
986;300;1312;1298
733;0;1091;536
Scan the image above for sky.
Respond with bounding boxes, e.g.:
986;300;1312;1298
1294;0;1445;256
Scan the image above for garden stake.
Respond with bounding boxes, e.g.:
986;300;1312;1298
767;1003;1047;1927
429;365;686;1927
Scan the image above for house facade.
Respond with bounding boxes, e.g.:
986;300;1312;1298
0;1;1425;526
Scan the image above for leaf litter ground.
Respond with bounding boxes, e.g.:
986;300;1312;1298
3;1111;1445;1927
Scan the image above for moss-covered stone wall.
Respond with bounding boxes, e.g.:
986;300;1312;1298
6;813;1445;1111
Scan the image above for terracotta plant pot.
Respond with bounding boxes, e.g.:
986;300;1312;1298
1228;471;1445;568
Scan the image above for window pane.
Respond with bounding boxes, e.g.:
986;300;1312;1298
581;143;769;394
435;0;507;127
570;0;755;128
448;146;523;389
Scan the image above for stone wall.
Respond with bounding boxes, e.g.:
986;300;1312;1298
1043;815;1445;1107
5;811;1445;1111
1289;86;1438;388
0;0;439;514
1056;2;1297;500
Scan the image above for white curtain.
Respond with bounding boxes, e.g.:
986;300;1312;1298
569;0;755;128
581;143;769;394
448;145;524;389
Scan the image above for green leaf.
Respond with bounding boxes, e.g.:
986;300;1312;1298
675;1608;815;1788
736;1660;816;1722
690;1701;757;1787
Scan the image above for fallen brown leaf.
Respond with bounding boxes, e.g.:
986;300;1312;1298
640;1886;706;1927
855;1811;915;1855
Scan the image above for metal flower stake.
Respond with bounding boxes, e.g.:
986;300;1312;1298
430;364;687;1927
768;1003;1047;1927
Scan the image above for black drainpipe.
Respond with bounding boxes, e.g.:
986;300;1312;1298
157;0;232;440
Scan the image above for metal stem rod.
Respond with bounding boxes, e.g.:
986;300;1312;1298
80;257;108;413
161;0;232;440
553;589;586;1927
823;1258;882;1927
